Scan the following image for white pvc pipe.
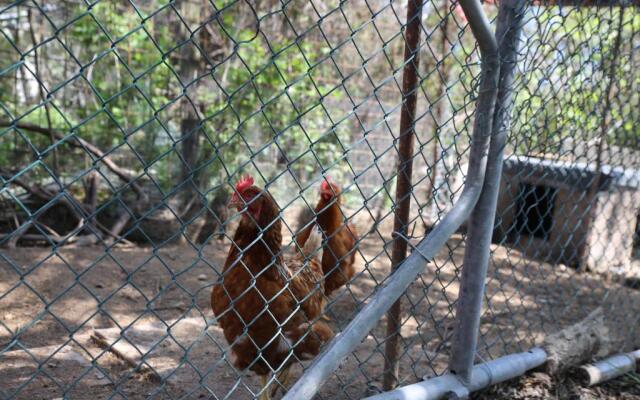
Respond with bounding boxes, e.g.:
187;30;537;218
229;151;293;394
364;348;547;400
580;349;640;386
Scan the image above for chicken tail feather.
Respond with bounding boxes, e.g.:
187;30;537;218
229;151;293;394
300;225;323;264
288;321;334;360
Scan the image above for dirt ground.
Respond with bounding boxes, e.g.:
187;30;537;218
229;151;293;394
1;211;640;399
473;371;640;400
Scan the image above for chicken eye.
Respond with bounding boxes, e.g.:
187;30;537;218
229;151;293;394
243;194;255;205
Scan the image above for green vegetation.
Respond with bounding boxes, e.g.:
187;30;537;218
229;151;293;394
0;1;637;244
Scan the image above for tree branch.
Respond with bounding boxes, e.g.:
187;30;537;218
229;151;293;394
0;121;146;199
0;167;134;246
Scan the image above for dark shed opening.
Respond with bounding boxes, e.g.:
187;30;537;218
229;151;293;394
514;183;557;240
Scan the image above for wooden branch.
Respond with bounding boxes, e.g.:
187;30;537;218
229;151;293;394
83;171;100;232
34;221;65;241
0;182;97;248
0;234;55;243
83;171;99;212
6;213;24;248
2;168;137;246
104;210;131;246
32;218;94;245
0;167;85;215
0;121;146;199
91;330;162;383
0;233;99;246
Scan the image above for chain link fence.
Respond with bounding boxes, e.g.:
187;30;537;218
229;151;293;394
1;0;639;399
482;2;640;368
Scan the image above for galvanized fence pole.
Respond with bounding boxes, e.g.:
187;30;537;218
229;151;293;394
383;0;424;390
449;0;527;384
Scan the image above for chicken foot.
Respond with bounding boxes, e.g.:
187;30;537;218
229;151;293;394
270;365;291;397
259;375;271;400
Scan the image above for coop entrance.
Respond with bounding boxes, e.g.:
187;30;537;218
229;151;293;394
514;183;557;240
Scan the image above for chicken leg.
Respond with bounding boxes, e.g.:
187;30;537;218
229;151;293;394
320;296;332;322
270;365;291;397
259;375;271;400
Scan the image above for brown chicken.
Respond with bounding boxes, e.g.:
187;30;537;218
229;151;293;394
296;178;359;297
211;176;333;400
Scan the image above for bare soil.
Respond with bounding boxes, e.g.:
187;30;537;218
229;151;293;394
473;371;640;400
1;214;639;399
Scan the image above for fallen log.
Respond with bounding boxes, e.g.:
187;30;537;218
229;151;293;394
542;307;611;375
0;233;100;246
0;172;138;246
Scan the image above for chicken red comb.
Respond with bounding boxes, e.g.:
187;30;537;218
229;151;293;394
321;178;331;191
235;175;254;193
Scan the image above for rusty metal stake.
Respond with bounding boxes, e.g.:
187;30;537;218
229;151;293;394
382;0;424;390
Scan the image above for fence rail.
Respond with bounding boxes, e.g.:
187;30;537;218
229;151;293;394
1;0;639;399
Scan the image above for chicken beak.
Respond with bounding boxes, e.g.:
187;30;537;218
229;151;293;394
227;195;244;211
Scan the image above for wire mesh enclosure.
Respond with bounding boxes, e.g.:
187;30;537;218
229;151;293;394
1;1;639;399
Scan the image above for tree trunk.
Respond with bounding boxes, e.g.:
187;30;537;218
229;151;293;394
83;170;99;231
28;8;59;174
180;115;200;196
576;9;625;271
373;177;394;225
423;2;451;233
175;4;203;210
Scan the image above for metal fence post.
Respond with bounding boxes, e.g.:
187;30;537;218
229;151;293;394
383;0;424;390
449;0;527;384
